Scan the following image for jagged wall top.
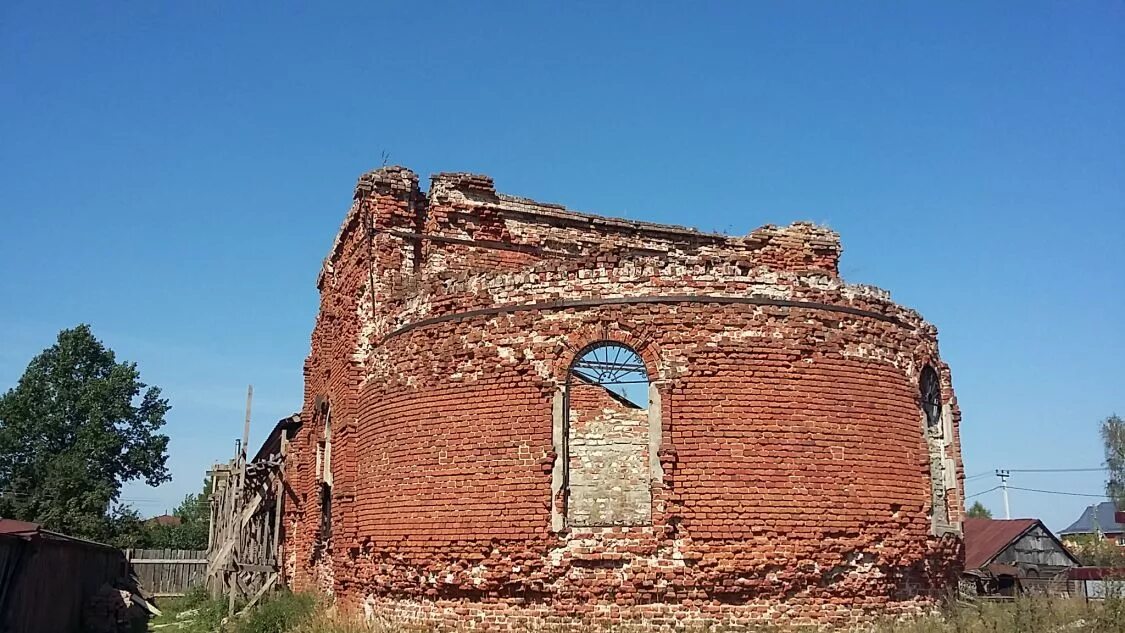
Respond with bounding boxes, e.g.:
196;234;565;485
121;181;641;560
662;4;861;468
322;166;843;288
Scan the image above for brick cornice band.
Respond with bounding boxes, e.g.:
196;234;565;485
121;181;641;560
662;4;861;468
383;294;912;343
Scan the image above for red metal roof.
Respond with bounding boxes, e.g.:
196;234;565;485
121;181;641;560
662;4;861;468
0;519;118;550
1069;566;1125;581
0;518;42;536
963;518;1038;569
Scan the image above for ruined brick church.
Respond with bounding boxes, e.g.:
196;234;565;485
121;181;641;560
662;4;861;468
282;166;965;629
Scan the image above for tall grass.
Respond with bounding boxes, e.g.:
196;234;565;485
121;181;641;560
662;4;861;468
148;588;314;633
234;592;317;633
870;596;1125;633
149;593;1125;632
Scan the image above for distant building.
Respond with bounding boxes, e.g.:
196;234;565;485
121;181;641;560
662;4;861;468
146;514;182;527
1059;502;1125;547
963;517;1079;589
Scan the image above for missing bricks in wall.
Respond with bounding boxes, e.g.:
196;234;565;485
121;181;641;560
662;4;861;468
283;166;966;630
385;229;581;260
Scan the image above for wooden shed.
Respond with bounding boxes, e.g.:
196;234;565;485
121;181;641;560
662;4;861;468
0;519;137;633
963;517;1079;595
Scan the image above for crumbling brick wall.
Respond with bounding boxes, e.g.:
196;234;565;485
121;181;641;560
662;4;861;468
282;166;966;630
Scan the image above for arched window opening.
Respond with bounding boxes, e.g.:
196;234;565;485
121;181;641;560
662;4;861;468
920;365;942;431
564;342;652;527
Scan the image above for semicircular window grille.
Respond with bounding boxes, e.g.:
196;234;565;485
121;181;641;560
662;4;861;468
569;342;648;386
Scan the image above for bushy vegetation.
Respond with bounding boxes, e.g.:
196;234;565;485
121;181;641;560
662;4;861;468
150;588;318;633
965;501;992;519
138;477;212;549
1065;533;1125;568
236;592;318;633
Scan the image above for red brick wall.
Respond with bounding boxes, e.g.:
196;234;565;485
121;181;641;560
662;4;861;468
282;167;965;629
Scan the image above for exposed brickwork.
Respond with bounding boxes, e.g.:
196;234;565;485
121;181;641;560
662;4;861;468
282;167;966;629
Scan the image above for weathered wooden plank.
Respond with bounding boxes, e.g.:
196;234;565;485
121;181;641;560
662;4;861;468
204;414;292;606
236;573;277;616
235;563;275;574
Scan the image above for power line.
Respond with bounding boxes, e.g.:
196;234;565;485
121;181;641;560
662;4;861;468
966;486;1000;499
965;483;1109;501
963;466;1106;484
1008;486;1108;499
1004;467;1107;473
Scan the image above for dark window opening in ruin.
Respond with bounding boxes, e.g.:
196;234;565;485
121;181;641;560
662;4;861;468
319;482;332;539
317;403;333;540
920;365;942;430
564;342;652;527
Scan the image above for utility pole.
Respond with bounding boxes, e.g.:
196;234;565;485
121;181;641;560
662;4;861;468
996;470;1011;519
242;384;253;461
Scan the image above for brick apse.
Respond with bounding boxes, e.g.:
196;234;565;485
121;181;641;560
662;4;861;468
283;166;966;629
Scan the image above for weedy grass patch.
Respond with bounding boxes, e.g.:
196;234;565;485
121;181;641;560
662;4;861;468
868;596;1125;633
151;593;1125;632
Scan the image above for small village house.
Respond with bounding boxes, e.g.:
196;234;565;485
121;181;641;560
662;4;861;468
1059;501;1125;547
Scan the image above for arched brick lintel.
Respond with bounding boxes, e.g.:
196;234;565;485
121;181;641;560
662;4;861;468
549;322;663;386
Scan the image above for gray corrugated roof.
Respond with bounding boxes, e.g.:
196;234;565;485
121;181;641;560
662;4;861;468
1059;501;1125;535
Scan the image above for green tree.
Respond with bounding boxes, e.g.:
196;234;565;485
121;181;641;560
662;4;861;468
0;325;170;541
1103;414;1124;509
144;477;212;549
106;505;150;549
967;500;993;519
1064;533;1125;568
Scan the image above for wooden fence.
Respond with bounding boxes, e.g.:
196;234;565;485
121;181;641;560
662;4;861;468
125;548;207;597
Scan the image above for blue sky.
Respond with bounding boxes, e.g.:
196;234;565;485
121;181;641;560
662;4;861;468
1;2;1122;531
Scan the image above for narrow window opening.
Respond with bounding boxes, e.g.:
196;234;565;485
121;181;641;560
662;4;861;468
318;404;333;539
920;365;942;430
564;342;652;527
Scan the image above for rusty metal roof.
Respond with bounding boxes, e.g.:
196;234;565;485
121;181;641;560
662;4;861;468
1069;566;1125;580
147;514;182;527
0;518;42;536
0;518;119;550
963;518;1039;569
